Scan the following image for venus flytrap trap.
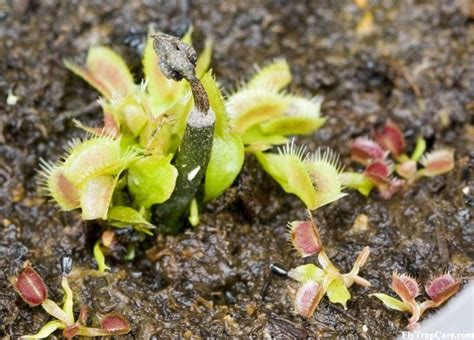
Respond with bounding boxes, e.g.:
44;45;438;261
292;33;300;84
10;259;130;339
371;272;460;330
342;120;455;198
227;60;326;151
285;215;371;317
256;140;346;210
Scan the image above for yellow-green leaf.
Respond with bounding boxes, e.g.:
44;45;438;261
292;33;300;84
65;46;135;100
61;276;74;326
371;293;411;312
259;96;325;136
256;143;345;210
411;137;426;161
303;149;346;209
113;93;150;137
196;39;213;78
204;132;245;201
326;278;351;309
248;59;291;91
108;206;155;232
188;198;200;227
339;172;374;197
79;175;115;220
288;264;326;284
255;147;316;209
227;88;288;135
241;125;288;148
127;154;178;208
62;135;137;186
93;240;110;273
201;70;227;136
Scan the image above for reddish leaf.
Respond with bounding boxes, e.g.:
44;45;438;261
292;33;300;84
78;305;89;325
350;137;387;165
374;120;405;156
364;161;403;199
363;160;391;185
12;262;48;306
289;219;322;257
63;324;80;339
100;314;130;334
294;281;323;318
425;273;460;304
391;272;419;302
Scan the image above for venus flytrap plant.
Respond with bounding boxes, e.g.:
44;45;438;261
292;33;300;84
342;120;455;198
10;260;130;339
40;28;333;267
285;215;371;317
371;272;460;330
40;31;210;235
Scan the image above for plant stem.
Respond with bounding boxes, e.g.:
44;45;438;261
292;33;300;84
151;34;215;234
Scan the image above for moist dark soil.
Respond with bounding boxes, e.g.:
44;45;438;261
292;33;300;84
1;0;473;338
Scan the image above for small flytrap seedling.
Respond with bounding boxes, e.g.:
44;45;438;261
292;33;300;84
10;258;130;338
371;272;460;330
38;27;333;268
283;214;370;317
340;120;455;198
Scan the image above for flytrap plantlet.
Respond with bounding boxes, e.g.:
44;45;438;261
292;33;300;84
10;259;130;338
371;272;460;330
341;120;455;199
284;214;370;317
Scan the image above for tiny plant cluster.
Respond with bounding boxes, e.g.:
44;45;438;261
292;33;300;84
10;259;130;339
371;272;460;330
286;214;370;317
341;120;455;198
38;29;330;241
279;215;461;327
